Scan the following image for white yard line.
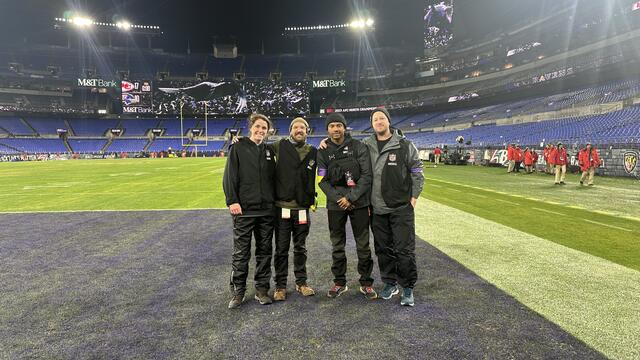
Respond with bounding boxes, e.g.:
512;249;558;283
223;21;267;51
495;198;520;205
582;219;634;233
532;207;566;216
0;208;226;214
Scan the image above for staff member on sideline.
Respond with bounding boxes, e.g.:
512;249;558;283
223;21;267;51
223;113;276;309
578;142;601;186
272;117;318;301
317;113;376;300
363;108;424;307
550;142;568;185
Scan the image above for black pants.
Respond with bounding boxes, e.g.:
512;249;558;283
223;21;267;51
229;215;274;295
515;161;521;172
371;204;417;289
328;207;373;287
273;207;310;288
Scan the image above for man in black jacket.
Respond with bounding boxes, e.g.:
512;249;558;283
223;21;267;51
317;112;377;299
223;113;276;309
272;117;318;301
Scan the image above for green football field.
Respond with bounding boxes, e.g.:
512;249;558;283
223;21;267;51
1;158;638;359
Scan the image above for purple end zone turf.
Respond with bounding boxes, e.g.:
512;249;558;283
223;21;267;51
0;210;606;359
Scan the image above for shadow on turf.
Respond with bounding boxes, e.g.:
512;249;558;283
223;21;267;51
0;210;606;359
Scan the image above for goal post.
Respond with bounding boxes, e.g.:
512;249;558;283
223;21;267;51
180;101;209;157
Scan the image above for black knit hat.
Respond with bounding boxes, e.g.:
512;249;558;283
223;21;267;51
326;112;347;129
370;107;391;124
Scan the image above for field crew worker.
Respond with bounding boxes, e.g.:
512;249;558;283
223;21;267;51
507;144;515;173
317;112;377;299
223;113;276;309
363;108;424;307
578;142;601;186
272;117;318;301
551;142;568;185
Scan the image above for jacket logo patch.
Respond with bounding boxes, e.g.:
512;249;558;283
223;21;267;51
389;153;396;162
307;159;315;170
624;151;638;174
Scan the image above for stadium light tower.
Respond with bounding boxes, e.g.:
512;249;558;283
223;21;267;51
283;17;375;54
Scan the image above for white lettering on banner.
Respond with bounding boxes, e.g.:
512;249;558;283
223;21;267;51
489;149;508;165
312;79;346;88
77;78;118;88
122;106;153;113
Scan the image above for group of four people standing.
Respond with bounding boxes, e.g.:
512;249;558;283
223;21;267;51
223;109;424;309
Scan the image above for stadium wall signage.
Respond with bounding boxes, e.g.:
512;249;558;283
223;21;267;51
312;79;346;88
322;106;380;114
77;78;119;88
467;147;638;178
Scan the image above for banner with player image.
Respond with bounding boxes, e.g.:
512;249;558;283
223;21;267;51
424;1;454;49
152;80;310;116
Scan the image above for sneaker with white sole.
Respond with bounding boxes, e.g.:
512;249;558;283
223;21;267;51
379;283;399;300
359;286;378;300
400;288;414;307
327;284;348;298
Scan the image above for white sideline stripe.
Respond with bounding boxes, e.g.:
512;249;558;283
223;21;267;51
447;188;462;192
582;219;634;233
414;201;640;360
429;184;442;188
532;207;566;216
0;208;227;214
495;198;520;205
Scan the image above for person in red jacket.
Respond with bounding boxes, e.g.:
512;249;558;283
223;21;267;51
513;145;523;173
531;149;539;173
543;144;552;174
506;144;515;173
523;147;533;173
433;146;442;167
550;142;568;185
578;143;601;186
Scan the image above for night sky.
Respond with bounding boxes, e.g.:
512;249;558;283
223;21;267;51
0;0;593;54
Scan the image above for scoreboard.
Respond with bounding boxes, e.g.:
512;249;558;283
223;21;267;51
121;80;153;113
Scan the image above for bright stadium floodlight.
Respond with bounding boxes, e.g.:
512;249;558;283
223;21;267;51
366;18;374;27
116;21;132;30
71;16;94;27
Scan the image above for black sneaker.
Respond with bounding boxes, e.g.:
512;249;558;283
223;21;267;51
254;290;272;305
560;182;566;185
400;288;415;307
327;284;348;298
228;293;244;309
580;181;583;186
379;283;399;300
359;286;378;300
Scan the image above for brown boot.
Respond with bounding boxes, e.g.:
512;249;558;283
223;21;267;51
273;288;287;301
296;283;316;297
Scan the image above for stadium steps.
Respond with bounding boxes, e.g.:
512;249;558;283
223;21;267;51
62;138;72;153
64;119;76;136
101;139;113;153
20;117;38;135
143;139;153;152
0;141;21;153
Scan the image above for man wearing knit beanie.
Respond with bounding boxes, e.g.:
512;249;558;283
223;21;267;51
325;112;347;130
289;117;310;134
362;107;424;307
271;116;318;301
317;112;377;299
